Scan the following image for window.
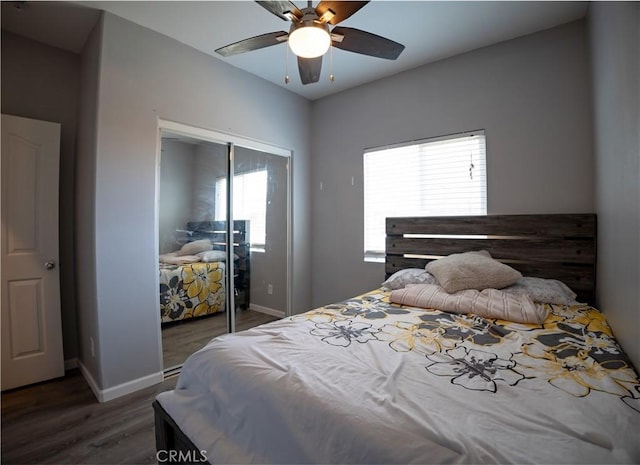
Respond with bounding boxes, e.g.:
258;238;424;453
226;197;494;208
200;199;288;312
363;131;487;262
215;169;268;250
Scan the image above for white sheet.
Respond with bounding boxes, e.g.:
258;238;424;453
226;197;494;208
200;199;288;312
157;290;640;464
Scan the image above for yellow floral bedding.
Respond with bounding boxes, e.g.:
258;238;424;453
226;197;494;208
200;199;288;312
160;288;640;463
159;262;225;323
310;291;639;402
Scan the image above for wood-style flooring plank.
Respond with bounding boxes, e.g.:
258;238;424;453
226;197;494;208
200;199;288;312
162;309;279;369
2;370;178;464
2;311;281;464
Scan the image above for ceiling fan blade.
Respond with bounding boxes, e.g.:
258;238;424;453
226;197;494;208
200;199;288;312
315;1;369;25
255;1;303;21
298;56;322;85
331;27;404;60
215;31;288;57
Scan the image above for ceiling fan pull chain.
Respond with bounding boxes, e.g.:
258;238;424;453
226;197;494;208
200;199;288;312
285;42;290;84
329;43;335;83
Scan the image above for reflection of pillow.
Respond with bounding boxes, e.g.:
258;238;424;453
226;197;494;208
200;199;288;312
425;250;522;293
159;254;201;265
177;239;212;256
381;268;438;290
196;250;225;263
197;250;240;262
502;277;579;305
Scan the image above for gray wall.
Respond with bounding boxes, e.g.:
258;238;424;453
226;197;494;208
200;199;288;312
589;2;640;370
159;140;196;254
310;20;594;308
1;30;80;362
75;17;102;382
192;142;226;222
76;12;311;390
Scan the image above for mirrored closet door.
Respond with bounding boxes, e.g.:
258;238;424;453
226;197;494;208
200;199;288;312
157;123;290;371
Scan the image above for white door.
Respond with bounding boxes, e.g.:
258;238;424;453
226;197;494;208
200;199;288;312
1;114;64;390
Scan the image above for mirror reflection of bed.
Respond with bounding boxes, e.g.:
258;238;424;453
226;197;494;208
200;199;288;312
158;132;288;371
159;220;278;369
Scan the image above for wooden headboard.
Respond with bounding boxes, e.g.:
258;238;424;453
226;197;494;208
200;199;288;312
186;220;251;310
186;220;249;252
385;214;597;304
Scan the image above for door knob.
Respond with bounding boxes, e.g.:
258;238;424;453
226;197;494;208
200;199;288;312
44;261;56;270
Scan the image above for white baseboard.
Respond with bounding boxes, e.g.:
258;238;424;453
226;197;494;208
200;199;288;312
78;360;164;403
64;357;79;371
249;303;285;319
78;360;101;401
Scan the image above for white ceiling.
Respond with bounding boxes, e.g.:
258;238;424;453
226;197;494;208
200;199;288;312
2;1;588;101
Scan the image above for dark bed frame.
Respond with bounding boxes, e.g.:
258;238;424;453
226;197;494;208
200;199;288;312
154;213;597;462
153;400;202;461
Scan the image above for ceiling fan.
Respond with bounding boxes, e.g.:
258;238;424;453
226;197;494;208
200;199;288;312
215;1;405;85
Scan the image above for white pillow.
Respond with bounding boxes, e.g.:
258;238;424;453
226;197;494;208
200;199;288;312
502;277;579;305
197;250;227;262
425;250;522;293
381;268;438;290
196;250;239;263
177;239;213;256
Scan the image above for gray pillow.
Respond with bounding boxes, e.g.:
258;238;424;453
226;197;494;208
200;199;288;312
502;277;579;305
381;268;438;290
425;250;522;293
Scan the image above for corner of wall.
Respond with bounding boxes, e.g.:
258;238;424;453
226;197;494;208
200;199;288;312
587;1;640;371
74;10;104;391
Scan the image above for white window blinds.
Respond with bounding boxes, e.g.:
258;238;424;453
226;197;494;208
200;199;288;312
363;131;487;261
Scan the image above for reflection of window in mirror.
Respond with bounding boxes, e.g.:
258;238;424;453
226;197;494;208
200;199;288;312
214;170;268;252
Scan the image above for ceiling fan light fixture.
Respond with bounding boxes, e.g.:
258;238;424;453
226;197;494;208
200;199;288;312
288;22;331;58
215;1;404;85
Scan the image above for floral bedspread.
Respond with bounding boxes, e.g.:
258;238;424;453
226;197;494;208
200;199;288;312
160;289;640;464
159;262;225;323
302;291;639;405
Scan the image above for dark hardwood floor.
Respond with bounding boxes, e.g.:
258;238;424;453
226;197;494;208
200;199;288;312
162;309;279;369
1;370;178;464
1;311;281;464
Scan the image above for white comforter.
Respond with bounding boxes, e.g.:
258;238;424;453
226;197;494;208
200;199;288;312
157;290;640;464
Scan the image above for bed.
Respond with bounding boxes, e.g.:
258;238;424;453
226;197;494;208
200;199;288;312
159;220;250;324
154;214;640;464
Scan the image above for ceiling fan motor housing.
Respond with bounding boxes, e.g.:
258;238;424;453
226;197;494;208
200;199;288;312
288;8;331;58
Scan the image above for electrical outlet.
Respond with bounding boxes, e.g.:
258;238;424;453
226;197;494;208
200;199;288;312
267;284;273;295
90;337;95;358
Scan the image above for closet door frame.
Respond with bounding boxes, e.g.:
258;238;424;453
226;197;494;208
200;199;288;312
155;119;292;349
